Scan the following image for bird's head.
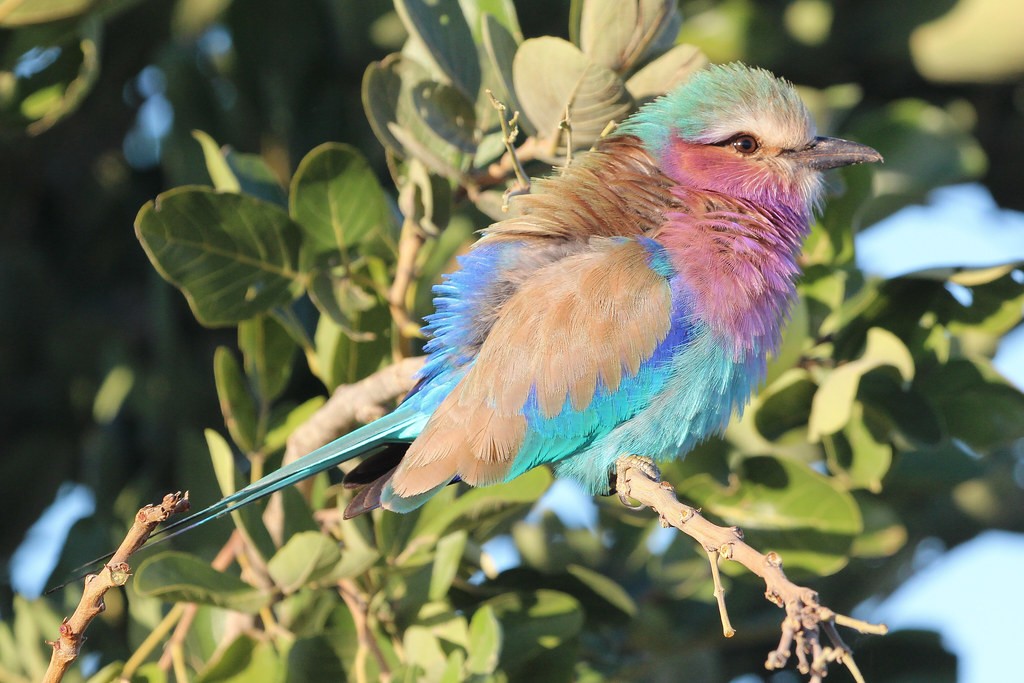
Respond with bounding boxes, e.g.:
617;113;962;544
619;63;882;212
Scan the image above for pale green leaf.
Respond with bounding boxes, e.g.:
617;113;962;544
429;530;467;601
513;37;633;154
809;327;914;440
267;531;342;594
466;604;502;674
192;130;241;192
195;635;280;683
625;43;707;102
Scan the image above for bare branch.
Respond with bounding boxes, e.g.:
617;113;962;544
388;218;427;342
43;492;191;683
283;356;425;467
615;456;887;682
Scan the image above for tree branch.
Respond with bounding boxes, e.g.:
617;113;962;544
615;456;887;683
282;356;425;467
43;492;191;683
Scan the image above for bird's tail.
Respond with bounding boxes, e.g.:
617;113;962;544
153;406;426;543
54;407;425;589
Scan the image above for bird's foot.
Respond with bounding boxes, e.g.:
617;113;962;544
614;455;661;510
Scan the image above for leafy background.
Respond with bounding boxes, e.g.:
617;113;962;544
2;0;1024;682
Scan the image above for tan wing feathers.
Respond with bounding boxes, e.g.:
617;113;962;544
389;239;673;498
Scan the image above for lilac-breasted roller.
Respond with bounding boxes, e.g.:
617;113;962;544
163;63;882;535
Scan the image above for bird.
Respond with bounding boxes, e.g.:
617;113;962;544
156;62;882;539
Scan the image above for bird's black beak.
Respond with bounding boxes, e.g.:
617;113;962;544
786;136;883;170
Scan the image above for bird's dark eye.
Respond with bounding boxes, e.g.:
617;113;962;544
731;135;759;154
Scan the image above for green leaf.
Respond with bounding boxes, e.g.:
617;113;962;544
513;37;633;154
824;402;893;492
678;454;863;576
484;590;583;673
267;531;342;593
195;635;281;683
850;494;906;558
313;301;393;391
9;16;102;134
402;626;449;680
809;327;915;440
481;13;526;128
289;142;392;262
466;604;502;675
285;636;347;683
392;72;478;178
135;187;304;327
263;398;325;455
0;0;95;25
394;0;481;100
755;368;816;442
193;130;241;192
238;314;296;404
213;347;258;452
918;358;1024;450
225;149;288;206
565;564;636;617
429;530;467;601
307;268;380;337
135;552;270;613
363;55;407;157
625;43;707;102
411;467;552;542
439;649;467;683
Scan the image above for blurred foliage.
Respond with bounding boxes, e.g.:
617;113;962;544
2;0;1024;681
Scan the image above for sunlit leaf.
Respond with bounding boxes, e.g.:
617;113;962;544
809;327;915;440
192;130;240;192
466;604;502;675
429;530;467;601
579;0;680;73
267;531;342;594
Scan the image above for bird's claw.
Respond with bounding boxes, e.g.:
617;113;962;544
614;455;661;510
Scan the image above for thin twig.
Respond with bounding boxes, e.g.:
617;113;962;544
338;579;391;683
485;90;531;210
615;457;887;682
387;216;427;346
43;492;191;683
